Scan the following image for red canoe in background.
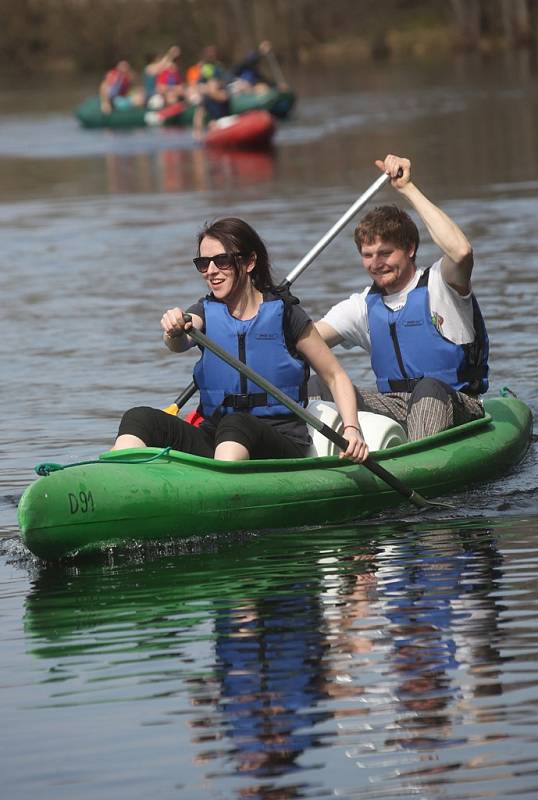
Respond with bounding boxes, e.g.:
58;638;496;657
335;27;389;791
204;110;275;150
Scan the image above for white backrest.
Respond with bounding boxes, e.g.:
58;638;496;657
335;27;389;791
306;400;407;457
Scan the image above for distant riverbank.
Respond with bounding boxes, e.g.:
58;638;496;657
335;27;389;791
3;0;536;76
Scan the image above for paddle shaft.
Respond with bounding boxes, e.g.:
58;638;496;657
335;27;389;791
169;171;392;410
184;317;432;509
281;172;391;288
265;50;287;86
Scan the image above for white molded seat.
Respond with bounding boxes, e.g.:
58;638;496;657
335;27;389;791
306;400;407;458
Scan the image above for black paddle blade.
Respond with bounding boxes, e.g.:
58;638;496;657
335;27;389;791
408;491;456;511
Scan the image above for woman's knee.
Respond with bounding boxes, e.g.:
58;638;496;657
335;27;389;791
215;412;253;450
118;406;160;439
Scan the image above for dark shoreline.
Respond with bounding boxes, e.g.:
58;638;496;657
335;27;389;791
2;0;536;76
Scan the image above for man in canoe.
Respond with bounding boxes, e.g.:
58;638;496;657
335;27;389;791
99;59;144;114
192;75;231;140
230;40;277;94
315;153;489;441
143;45;182;106
112;217;368;463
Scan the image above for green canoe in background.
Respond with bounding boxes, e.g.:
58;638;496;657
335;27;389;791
75;88;296;129
17;394;533;561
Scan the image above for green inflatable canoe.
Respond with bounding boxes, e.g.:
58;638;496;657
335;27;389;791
17;394;533;560
75;88;296;129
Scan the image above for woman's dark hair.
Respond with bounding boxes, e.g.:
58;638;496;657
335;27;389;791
197;217;276;292
354;205;420;260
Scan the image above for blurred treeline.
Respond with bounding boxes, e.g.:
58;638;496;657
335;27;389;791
2;0;536;75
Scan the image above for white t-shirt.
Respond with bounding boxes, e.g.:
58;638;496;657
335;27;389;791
320;259;476;353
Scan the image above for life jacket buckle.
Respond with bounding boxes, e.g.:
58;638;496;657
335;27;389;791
223;392;268;410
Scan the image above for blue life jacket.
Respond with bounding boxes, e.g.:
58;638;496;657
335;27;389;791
365;268;489;395
193;296;309;418
233;51;262;86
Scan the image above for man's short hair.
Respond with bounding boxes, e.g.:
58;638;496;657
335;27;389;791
354;205;420;260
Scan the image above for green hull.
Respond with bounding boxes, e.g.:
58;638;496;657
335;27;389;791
75;89;295;129
17;396;533;560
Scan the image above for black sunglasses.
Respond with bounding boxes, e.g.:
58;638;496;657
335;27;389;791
193;252;245;273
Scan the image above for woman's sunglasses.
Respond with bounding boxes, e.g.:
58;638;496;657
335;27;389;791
193;252;245;273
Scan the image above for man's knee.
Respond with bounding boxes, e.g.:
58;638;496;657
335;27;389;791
410;377;455;404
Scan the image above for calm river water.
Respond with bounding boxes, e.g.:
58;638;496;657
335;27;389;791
1;55;538;799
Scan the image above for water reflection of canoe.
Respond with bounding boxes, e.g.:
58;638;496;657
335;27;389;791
204;111;275;150
17;394;532;561
75;88;295;129
102;145;275;194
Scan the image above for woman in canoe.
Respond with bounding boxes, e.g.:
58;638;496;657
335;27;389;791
113;217;368;463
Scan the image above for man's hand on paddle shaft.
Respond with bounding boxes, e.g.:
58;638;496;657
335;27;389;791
375;154;410;188
376;153;473;295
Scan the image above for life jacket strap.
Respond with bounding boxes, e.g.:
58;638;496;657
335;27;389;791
222;392;268;410
388;376;483;397
459;365;488;380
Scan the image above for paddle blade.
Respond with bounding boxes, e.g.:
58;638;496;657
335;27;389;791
408;490;455;510
163;403;179;416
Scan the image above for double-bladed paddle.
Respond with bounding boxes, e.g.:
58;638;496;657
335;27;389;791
182;315;453;511
164;171;393;415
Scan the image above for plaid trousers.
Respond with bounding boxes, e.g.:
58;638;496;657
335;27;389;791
309;376;484;442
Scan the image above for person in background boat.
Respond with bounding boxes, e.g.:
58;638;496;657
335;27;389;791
314;153;489;442
192;75;231;140
199;45;227;82
229;40;285;94
186;59;202;87
112;217;368;463
187;45;230;139
154;49;187;107
186;45;227;88
99;59;144;114
143;45;181;106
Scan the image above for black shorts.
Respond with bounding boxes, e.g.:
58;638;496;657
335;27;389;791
117;407;308;460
